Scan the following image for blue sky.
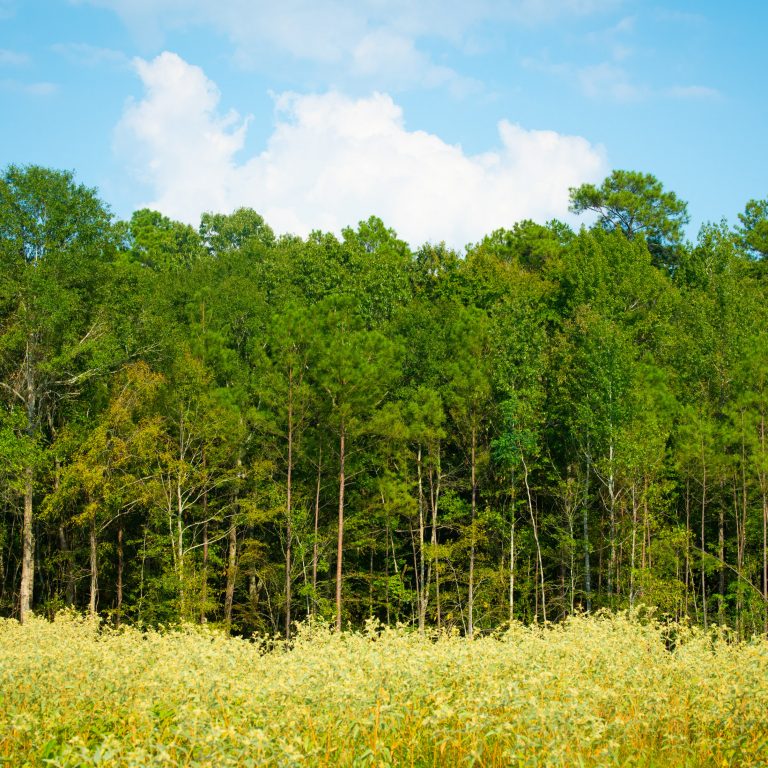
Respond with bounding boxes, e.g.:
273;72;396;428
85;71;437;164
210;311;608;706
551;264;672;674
1;0;765;248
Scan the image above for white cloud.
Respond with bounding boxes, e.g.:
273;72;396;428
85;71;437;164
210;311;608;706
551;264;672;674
354;31;449;88
577;66;720;104
115;53;248;216
578;62;646;102
0;48;29;66
23;81;57;96
652;9;706;26
583;15;635;61
51;43;130;68
664;85;720;100
76;0;618;89
528;54;718;105
523;56;646;103
115;52;607;248
0;79;57;95
77;0;619;40
507;0;619;24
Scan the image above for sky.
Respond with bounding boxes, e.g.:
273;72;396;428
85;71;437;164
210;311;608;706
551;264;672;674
1;0;765;249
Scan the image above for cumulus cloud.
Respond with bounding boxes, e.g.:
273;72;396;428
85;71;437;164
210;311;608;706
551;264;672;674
115;52;607;248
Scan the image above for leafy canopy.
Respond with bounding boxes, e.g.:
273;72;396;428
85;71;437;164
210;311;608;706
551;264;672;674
569;170;689;249
736;197;768;259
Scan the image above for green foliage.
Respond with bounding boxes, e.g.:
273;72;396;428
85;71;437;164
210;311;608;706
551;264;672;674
0;164;113;267
569;169;689;244
476;219;572;272
124;208;205;271
569;169;690;270
737;197;768;259
199;207;275;254
2;162;768;642
0;407;39;494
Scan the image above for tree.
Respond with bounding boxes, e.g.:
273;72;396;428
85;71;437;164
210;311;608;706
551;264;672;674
0;164;114;622
199;208;275;255
553;227;676;613
444;306;494;636
311;298;401;630
668;224;760;631
569;170;689;267
736;198;768;260
152;351;243;624
488;260;552;622
43;362;165;620
6;161;768;636
476;220;572;273
493;394;547;622
123;208;204;271
402;387;446;632
256;302;314;637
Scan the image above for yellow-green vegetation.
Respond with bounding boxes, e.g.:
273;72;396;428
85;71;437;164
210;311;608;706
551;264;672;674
1;612;767;767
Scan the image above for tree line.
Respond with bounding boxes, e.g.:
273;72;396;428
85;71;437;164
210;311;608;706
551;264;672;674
2;164;768;637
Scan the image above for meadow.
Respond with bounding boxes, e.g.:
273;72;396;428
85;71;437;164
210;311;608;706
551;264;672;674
1;612;767;767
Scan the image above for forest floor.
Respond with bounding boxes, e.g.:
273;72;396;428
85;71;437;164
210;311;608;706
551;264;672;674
1;611;767;767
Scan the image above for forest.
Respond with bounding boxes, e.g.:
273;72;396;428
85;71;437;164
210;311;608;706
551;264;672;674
2;164;768;638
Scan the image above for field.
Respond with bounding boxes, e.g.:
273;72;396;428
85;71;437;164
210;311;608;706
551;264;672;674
1;613;767;767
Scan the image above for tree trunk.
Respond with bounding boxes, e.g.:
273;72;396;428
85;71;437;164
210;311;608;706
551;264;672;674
201;454;208;624
385;516;391;625
607;437;616;603
701;450;708;630
718;496;725;626
509;501;516;624
409;521;420;625
685;478;691;617
630;484;637;610
224;521;237;631
116;523;123;626
428;448;442;629
89;516;98;617
568;502;575;615
312;446;322;617
19;339;37;624
335;422;346;631
58;524;75;606
285;368;294;639
201;519;208;623
19;468;34;623
760;413;767;635
739;428;748;636
763;487;768;636
176;470;185;617
417;445;426;633
468;427;476;638
54;460;74;607
583;458;591;613
522;454;546;622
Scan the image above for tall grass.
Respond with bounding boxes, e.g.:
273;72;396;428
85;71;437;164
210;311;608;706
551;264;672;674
1;612;767;766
